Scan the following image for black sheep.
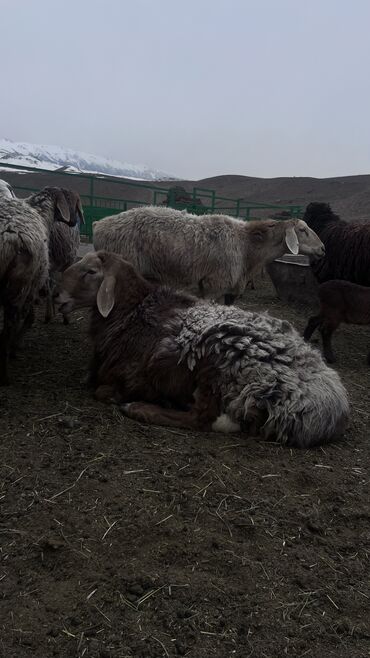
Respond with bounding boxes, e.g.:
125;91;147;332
303;202;370;285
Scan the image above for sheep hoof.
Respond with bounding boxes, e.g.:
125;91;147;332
94;384;115;401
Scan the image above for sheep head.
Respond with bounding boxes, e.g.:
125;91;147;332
303;202;340;234
56;250;149;318
247;219;325;263
28;187;84;227
0;179;16;199
285;219;325;260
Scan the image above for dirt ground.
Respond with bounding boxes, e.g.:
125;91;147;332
1;277;369;658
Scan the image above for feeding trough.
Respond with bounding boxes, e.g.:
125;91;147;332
266;254;319;306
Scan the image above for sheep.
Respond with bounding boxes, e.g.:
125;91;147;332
56;250;349;448
303;202;370;285
304;279;370;364
2;184;84;324
0;179;16;199
92;206;325;305
0;187;80;384
44;193;84;324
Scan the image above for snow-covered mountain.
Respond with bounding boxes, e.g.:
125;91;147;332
0;138;175;181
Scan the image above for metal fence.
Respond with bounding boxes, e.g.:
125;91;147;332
0;162;304;239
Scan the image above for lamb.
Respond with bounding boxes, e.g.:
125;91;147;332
304;279;370;364
0;187;80;384
0;179;16;199
303;202;370;285
56;250;349;448
92;206;325;304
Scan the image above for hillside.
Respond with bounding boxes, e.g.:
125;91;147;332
1;169;370;221
170;174;370;221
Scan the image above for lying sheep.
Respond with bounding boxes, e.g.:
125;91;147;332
0;179;16;199
0;187;80;384
57;251;349;448
303;202;370;285
304;279;370;364
93;206;325;304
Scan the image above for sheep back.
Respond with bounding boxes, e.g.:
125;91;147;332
166;302;349;447
0;197;49;297
93;206;247;296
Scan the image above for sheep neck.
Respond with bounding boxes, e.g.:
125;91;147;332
26;192;56;232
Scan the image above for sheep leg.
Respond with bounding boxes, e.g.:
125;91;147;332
121;401;216;431
303;314;322;341
44;280;55;324
11;305;35;354
87;351;101;388
320;322;338;363
0;332;10;385
0;304;20;384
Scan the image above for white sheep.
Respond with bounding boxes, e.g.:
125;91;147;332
92;206;325;304
0;187;80;384
0;179;16;199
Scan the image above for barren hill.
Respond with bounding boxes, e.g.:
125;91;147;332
169;174;370;221
2;170;370;221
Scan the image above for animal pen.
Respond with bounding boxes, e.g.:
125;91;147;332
0;163;303;239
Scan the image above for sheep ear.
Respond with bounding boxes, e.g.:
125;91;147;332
97;275;116;317
56;191;71;224
285;225;299;255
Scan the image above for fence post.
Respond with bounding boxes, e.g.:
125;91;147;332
168;188;175;207
235;199;241;217
89;176;94;207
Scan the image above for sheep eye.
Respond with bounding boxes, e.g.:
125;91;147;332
83;269;97;277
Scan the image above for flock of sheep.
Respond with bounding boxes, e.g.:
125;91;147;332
1;178;369;449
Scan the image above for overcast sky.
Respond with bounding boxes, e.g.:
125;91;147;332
1;0;370;179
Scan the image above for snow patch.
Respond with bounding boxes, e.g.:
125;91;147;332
0;138;176;181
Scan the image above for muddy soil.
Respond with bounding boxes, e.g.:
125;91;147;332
1;278;369;658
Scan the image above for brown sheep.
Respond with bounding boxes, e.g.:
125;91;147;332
304;279;370;364
56;251;349;448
